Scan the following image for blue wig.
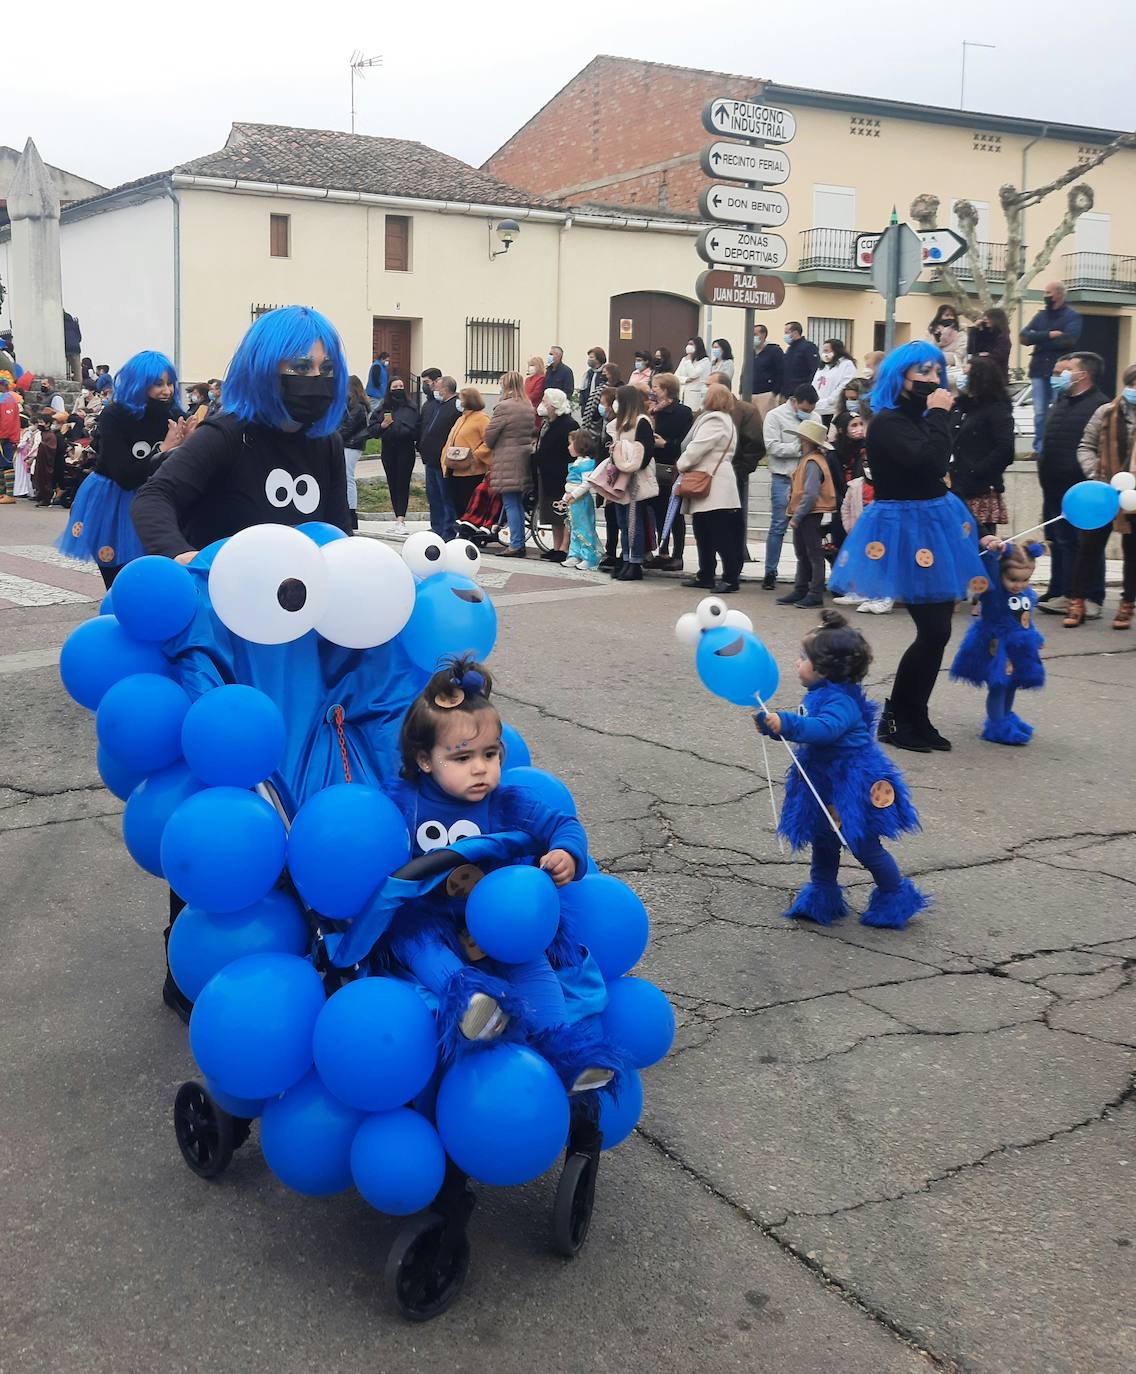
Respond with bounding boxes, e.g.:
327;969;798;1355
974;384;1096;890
871;341;948;412
221;306;348;439
113;350;178;418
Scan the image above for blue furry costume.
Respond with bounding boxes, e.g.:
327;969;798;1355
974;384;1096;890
950;546;1045;745
761;681;928;928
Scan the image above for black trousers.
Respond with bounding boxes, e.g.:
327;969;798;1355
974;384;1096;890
1071;522;1136;603
446;473;483;524
790;514;826;596
98;565;121;590
891;601;955;725
380;439;416;517
604;502;619;558
692;508;745;587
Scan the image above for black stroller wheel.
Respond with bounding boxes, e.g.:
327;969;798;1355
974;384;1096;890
385;1211;471;1321
174;1081;238;1180
551;1150;599;1257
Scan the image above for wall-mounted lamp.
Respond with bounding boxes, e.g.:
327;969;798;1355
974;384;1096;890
489;218;520;260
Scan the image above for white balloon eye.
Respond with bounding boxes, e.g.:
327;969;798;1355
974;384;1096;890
442;539;481;578
402;531;447;578
313;539;416;649
291;474;321;515
266;468;294;509
723;608;754;633
131;441;152;461
696;596;728;630
416;820;449;853
207;524;328;645
447;820;482;843
1008;595;1023;610
674;612;701;648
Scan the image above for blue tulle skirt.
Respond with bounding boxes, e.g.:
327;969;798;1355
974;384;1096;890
828;492;985;603
55;473;145;568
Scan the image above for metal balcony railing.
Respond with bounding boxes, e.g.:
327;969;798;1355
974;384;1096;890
951;241;1008;281
1060;251;1136;292
798;228;861;271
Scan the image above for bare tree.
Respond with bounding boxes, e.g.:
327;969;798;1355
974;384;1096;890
910;131;1136;316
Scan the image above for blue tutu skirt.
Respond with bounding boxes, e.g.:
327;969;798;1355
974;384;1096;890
55;473;144;568
828;492;985;604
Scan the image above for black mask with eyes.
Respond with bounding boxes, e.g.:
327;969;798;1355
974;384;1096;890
280;374;336;427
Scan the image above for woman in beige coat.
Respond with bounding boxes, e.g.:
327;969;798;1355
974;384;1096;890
484;371;537;557
443;387;492;526
677;383;743;592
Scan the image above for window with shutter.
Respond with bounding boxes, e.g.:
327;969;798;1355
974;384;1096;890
270;214;290;258
385;215;410;272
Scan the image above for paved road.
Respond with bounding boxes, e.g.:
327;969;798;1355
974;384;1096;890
1;502;1133;1373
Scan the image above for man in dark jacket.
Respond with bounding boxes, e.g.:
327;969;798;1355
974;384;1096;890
544;345;574;396
1021;281;1082;454
751;324;784;418
418;374;460;539
781;321;820;398
1036;351;1107;616
711;371;766;562
63;311;82;382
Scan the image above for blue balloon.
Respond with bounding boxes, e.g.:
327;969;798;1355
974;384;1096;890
601;977;675;1068
59;615;170;711
162;786;286;912
122;763;205;876
599;1069;643;1150
504;765;577;816
351;1109;447;1216
312;977;437;1112
466;866;560;964
400;571;497;672
287;784;409;918
1062;479;1121;531
696;626;780;707
168;890;310;1001
190;952;325;1100
99;592;114;616
436;1043;569;1186
96;673;191;774
558;876;649;981
97;744;147;801
109;556;198;642
259;1069;363;1196
298;520;349;546
500;722;532;771
204;1079;268;1119
181;684;286;788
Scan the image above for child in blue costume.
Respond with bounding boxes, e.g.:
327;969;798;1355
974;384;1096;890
950;539;1045;745
756;610;929;928
388;656;616;1093
560;428;602;570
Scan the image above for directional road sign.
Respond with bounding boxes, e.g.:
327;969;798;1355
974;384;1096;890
698;185;789;227
855;227;967;270
695;226;789;271
870;223;924;299
695;270;786;310
698;142;791;185
702;98;796;144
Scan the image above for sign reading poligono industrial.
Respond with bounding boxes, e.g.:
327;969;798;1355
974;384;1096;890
698;185;790;227
698;142;791;185
701;99;797;144
695;227;789;270
695;270;786;310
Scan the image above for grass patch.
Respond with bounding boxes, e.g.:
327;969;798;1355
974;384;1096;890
356;477;428;514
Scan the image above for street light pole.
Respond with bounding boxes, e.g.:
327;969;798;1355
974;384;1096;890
349;51;383;134
959;40;995;110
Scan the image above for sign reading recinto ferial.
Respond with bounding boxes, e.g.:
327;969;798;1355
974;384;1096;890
701;98;797;144
699;142;791;185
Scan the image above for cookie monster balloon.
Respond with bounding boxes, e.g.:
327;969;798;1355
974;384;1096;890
686;596;779;706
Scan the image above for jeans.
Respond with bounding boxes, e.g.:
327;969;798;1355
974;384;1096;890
765;472;791;575
501;489;526;549
1031;377;1052;452
614;501;646;563
425;465;455;540
343;446;361;510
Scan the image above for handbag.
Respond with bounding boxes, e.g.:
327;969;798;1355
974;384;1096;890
679;434;733;500
585;457;632;504
444;445;476;474
632;459;659;502
612;435;645;473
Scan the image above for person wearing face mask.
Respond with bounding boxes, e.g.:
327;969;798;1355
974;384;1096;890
751;324;784;420
927;305;967;379
525;354;549;434
59;349;191;586
762;384;818;589
337;373;371;531
780;321;820;399
205;378;223;417
544;345;574;397
948;357;1015;538
629;351;653;391
186;384;211;427
1034;352;1109;618
484;371;540;558
132;305;352;567
829;341;985;752
710;338;735;386
533;386;577;561
1066;362;1136;630
1021;281;1082;454
676;336;711;412
811;339;858;426
369;374;420;537
828;380;863;438
651;346;673;379
966;308;1011;381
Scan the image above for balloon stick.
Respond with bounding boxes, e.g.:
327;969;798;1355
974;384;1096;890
997;515;1061;545
755;692;857;856
757;731;786;856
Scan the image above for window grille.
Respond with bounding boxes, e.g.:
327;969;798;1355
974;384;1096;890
807;317;854;352
465;317;520;384
250;303;285;322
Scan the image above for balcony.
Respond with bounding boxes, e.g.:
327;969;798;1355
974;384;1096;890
796;228;1011;293
1060;252;1136;305
952;240;1008;282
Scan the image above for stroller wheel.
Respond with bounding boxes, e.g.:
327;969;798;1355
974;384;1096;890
551;1149;599;1258
174;1080;239;1180
385;1210;471;1321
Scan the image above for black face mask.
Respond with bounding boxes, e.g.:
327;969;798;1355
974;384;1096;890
389;390;406;406
909;379;939;402
280;374;336;427
1044;295;1055;310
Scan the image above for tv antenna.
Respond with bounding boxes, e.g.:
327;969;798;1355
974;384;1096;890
350;51;383;134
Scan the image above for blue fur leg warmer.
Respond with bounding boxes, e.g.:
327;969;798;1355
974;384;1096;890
784;882;849;925
981;713;1033;746
436;965;524;1062
860;878;930;929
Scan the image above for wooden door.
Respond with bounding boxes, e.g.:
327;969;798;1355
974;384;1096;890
608;292;700;379
372;319;412;383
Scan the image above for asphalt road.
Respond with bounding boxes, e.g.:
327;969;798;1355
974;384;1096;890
1;503;1133;1373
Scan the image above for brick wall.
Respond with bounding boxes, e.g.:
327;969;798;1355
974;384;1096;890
483;56;760;212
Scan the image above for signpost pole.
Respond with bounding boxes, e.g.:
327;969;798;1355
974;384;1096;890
742;302;755;401
883;208;899;354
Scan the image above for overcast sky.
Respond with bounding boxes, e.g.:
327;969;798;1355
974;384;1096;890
11;0;1131;191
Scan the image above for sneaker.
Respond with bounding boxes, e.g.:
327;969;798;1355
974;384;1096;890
1084;601;1103;620
1037;596;1068;616
570;1067;615;1094
761;571;778;590
391;519;408;537
858;598;894;614
833;593;864;605
459;992;509;1042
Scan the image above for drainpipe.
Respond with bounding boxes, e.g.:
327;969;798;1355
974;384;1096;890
156;181;181;378
1017;124;1050;375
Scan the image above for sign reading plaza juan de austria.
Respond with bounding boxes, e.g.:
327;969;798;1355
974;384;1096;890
701;98;797;144
695;270;786;309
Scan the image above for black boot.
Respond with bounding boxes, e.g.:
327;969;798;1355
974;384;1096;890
615;562;643;581
916;714;952;751
878;698;932;753
349;509;358;531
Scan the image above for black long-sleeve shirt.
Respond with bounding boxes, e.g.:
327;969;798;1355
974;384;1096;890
652;402;694;463
93;400;177;491
864;395;953;501
132;413;350;557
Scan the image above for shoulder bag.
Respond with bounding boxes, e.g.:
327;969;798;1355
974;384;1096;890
611;435;645;473
679;429;733;500
444;415;478;475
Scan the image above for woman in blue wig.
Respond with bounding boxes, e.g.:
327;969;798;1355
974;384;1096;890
57;350;187;587
132;306;351;562
829;341;985;752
